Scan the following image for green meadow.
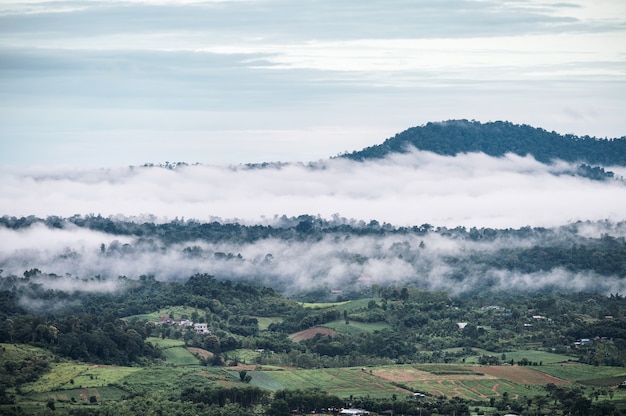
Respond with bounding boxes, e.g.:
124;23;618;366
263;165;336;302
252;367;408;399
322;320;391;335
124;305;204;322
536;362;626;385
254;316;283;330
461;348;574;365
161;347;201;366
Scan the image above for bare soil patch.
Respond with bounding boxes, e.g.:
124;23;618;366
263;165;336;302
374;367;495;383
227;364;257;370
187;347;213;359
479;365;569;385
289;327;337;342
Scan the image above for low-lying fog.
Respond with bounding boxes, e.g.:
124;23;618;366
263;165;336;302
1;150;625;295
2;151;624;228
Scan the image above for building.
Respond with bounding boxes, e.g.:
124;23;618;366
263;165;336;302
194;323;210;335
340;409;369;415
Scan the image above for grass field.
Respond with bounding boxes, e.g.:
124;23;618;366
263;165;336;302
125;305;205;323
254;316;283;330
322;320;391;335
494;349;574;365
144;336;202;365
162;347;201;365
146;336;186;348
373;364;548;401
300;298;381;313
103;365;234;396
14;362;143;411
299;301;350;309
289;327;338;342
254;367;410;398
246;363;549;400
20;362;141;394
536;362;626;385
0;343;55;361
26;385;129;404
462;348;574;365
9;338;626;413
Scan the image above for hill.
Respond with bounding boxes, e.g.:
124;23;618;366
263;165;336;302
341;120;626;166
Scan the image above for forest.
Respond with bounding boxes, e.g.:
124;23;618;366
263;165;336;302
342;120;626;168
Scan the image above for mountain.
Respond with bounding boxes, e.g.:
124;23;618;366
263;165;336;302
341;120;626;166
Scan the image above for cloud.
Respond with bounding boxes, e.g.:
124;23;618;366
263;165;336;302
1;151;625;229
1;151;625;297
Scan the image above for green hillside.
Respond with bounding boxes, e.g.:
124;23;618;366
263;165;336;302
342;119;626;167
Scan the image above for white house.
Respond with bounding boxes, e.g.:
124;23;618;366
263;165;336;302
340;409;369;415
194;323;210;335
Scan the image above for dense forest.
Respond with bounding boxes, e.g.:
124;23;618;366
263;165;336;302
341;120;626;169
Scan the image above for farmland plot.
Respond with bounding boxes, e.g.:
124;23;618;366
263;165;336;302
373;364;548;401
161;347;201;366
322;320;391;336
259;367;411;398
479;365;569;385
536;362;626;385
22;362;140;393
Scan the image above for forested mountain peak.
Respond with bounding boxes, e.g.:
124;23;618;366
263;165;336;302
341;120;626;166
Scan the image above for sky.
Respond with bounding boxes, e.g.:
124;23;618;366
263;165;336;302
0;0;625;167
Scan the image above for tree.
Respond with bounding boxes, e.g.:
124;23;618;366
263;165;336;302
239;370;252;383
268;398;291;416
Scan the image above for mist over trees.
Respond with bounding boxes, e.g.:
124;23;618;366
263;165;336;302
2;215;626;296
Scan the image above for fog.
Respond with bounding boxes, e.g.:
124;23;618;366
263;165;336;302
1;151;624;229
1;212;625;297
1;151;624;295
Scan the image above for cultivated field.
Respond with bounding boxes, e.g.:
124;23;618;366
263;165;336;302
536;362;626;385
161;346;201;366
322;320;391;336
8;338;626;413
249;367;411;398
240;363;565;401
372;364;554;401
289;327;338;342
21;362;141;394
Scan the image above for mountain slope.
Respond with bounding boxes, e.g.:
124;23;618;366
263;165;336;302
341;120;626;166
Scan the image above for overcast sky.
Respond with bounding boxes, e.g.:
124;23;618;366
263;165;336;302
1;0;625;167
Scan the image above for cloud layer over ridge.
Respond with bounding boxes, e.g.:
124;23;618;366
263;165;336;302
1;151;624;229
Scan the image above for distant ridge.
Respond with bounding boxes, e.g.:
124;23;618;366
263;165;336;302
341;120;626;166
